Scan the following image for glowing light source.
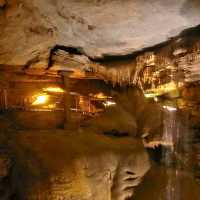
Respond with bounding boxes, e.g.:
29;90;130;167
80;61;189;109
144;93;160;98
43;104;56;109
163;105;177;112
154;97;158;102
103;100;116;107
144;81;178;98
43;87;65;93
32;94;49;105
94;92;107;99
91;92;112;100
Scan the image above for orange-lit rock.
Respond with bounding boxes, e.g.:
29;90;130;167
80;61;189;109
10;131;150;200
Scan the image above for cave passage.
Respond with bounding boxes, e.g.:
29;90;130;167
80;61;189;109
0;25;200;200
0;65;199;200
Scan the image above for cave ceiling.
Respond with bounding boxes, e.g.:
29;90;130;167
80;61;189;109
1;0;200;67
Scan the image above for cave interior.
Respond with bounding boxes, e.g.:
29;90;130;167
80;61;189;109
0;1;200;200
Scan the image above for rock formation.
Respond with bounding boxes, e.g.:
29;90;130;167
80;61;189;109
0;1;200;199
1;0;200;66
7;131;150;200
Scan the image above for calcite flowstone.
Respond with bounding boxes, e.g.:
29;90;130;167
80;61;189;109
9;131;150;200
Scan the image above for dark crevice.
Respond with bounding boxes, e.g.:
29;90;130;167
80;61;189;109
47;45;84;69
0;0;7;10
125;177;137;181
126;171;135;175
43;24;200;72
146;145;163;163
123;186;135;191
103;129;129;138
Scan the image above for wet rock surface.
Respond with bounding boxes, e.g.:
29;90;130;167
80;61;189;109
6;131;150;200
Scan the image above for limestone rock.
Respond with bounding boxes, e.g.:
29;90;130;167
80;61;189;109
10;131;150;200
1;0;200;66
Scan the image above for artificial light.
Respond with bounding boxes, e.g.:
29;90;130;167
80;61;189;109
103;100;116;107
163;105;177;112
43;87;65;93
32;94;49;105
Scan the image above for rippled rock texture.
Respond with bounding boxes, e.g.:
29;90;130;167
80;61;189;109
7;131;150;200
1;0;200;66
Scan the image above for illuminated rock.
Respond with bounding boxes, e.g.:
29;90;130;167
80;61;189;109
10;131;150;200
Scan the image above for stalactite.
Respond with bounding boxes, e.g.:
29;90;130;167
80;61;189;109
176;42;200;83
